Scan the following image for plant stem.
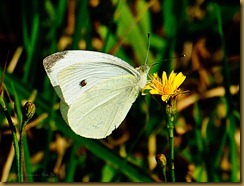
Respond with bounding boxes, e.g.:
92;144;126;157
19;120;28;182
19;101;36;182
167;118;175;182
0;96;22;182
18;136;24;182
166;99;176;182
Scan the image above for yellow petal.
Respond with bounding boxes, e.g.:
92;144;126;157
150;89;159;94
144;84;152;90
169;71;177;84
173;72;186;90
162;71;167;86
161;95;169;102
153;73;159;78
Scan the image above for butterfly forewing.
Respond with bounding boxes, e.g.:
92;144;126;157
43;50;139;87
57;62;139;106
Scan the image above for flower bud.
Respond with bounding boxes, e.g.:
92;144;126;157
22;101;35;122
156;153;167;167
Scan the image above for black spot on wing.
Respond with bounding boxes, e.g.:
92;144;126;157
79;80;87;87
43;51;68;73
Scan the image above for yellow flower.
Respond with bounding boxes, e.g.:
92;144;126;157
144;71;186;102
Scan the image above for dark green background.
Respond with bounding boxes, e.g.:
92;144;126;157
0;0;240;182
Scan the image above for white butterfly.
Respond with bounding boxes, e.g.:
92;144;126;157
43;50;150;139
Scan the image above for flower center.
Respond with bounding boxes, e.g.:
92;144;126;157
162;83;173;95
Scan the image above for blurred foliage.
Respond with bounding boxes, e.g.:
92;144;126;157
0;0;240;182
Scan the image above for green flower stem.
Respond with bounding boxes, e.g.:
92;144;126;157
167;119;175;182
19;101;36;182
19;120;29;182
166;99;176;182
18;138;24;182
0;96;22;182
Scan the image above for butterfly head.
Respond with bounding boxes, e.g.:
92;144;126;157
136;64;150;89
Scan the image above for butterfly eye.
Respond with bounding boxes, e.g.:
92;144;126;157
79;80;87;87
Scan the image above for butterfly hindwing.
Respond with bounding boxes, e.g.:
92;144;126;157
67;75;140;139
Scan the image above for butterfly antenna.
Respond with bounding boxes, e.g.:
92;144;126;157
144;33;151;65
161;54;185;62
150;54;186;69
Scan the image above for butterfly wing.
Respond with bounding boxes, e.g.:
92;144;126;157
60;100;69;123
43;50;138;87
43;50;143;138
57;62;138;106
66;75;140;138
43;50;140;105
